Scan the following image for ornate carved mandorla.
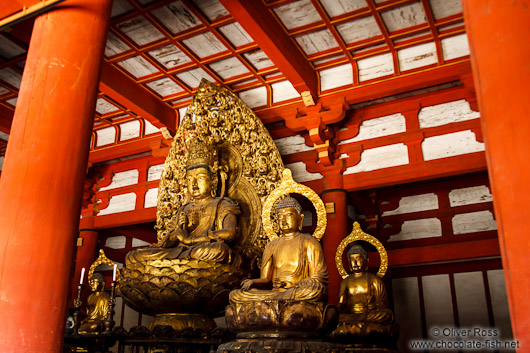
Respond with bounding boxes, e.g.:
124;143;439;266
119;80;284;329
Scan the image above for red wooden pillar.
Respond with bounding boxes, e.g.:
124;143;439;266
463;0;530;348
321;172;348;305
71;215;99;305
0;0;112;352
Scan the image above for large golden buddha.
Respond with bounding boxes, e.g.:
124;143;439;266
119;80;285;332
125;137;241;266
229;197;327;303
223;170;338;346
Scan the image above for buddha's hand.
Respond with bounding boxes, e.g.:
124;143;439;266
177;213;187;229
241;279;254;290
207;230;220;242
152;232;170;248
295;278;317;287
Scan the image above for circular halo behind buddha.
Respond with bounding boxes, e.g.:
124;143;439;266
119;80;284;330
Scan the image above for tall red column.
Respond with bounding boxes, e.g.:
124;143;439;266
71;215;99;305
463;1;530;349
0;1;111;352
321;172;349;305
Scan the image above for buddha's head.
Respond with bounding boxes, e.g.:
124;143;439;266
347;244;368;273
274;197;304;235
88;273;106;292
185;138;217;200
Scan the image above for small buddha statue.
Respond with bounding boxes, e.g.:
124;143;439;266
78;273;110;334
333;244;394;337
229;197;328;303
126;137;241;266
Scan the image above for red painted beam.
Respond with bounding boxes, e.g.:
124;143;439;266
257;60;473;125
89;136;168;164
220;0;317;99
0;105;14;134
341;152;487;192
94;207;157;229
384;238;500;266
99;61;177;134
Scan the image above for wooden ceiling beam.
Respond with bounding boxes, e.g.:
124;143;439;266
99;61;177;134
220;0;318;101
0;105;14;134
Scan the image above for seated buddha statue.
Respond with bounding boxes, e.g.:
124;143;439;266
125;138;240;266
333;244;394;337
78;273;110;334
229;196;328;303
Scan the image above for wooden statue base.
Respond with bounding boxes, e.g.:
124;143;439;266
218;337;343;353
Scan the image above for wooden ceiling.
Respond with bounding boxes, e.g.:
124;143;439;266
0;0;468;160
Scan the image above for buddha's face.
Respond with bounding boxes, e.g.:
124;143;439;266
89;278;104;292
349;253;367;273
277;207;303;235
186;167;212;200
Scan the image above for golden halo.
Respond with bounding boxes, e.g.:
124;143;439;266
262;169;327;241
335;222;388;278
88;249;121;288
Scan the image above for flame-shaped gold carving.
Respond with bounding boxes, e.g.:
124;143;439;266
335;222;388;278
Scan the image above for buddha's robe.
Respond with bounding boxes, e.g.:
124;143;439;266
337;272;393;329
78;292;110;334
230;233;328;303
126;197;240;265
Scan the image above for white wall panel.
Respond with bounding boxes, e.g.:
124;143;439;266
388;218;442;241
454;272;490;328
383;193;439;216
144;188;158;208
449;185;492;207
340;113;405;144
95;127;116;147
320;64;353;91
274;135;314;155
98;193;137;216
285;162;322;182
100;170;139;191
357;53;394;82
422;274;455;330
422;130;485;161
452;211;497;234
419;99;479;128
345;143;409;174
119;120;141;141
239;86;267;108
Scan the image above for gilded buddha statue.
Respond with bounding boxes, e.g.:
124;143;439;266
119;80;285;332
229;197;327;303
334;244;394;337
331;222;398;349
223;170;338;353
125;137;240;266
78;273;110;334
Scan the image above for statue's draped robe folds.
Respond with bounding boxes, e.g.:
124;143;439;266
126;197;240;265
338;272;393;324
230;233;328;303
78;292;110;333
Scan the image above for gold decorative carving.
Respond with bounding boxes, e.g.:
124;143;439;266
262;169;327;241
120;80;285;322
88;249;120;285
335;222;388;278
156;79;284;256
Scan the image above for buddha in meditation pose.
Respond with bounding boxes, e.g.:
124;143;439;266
334;244;394;336
126;138;240;265
229;197;328;303
78;273;110;334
